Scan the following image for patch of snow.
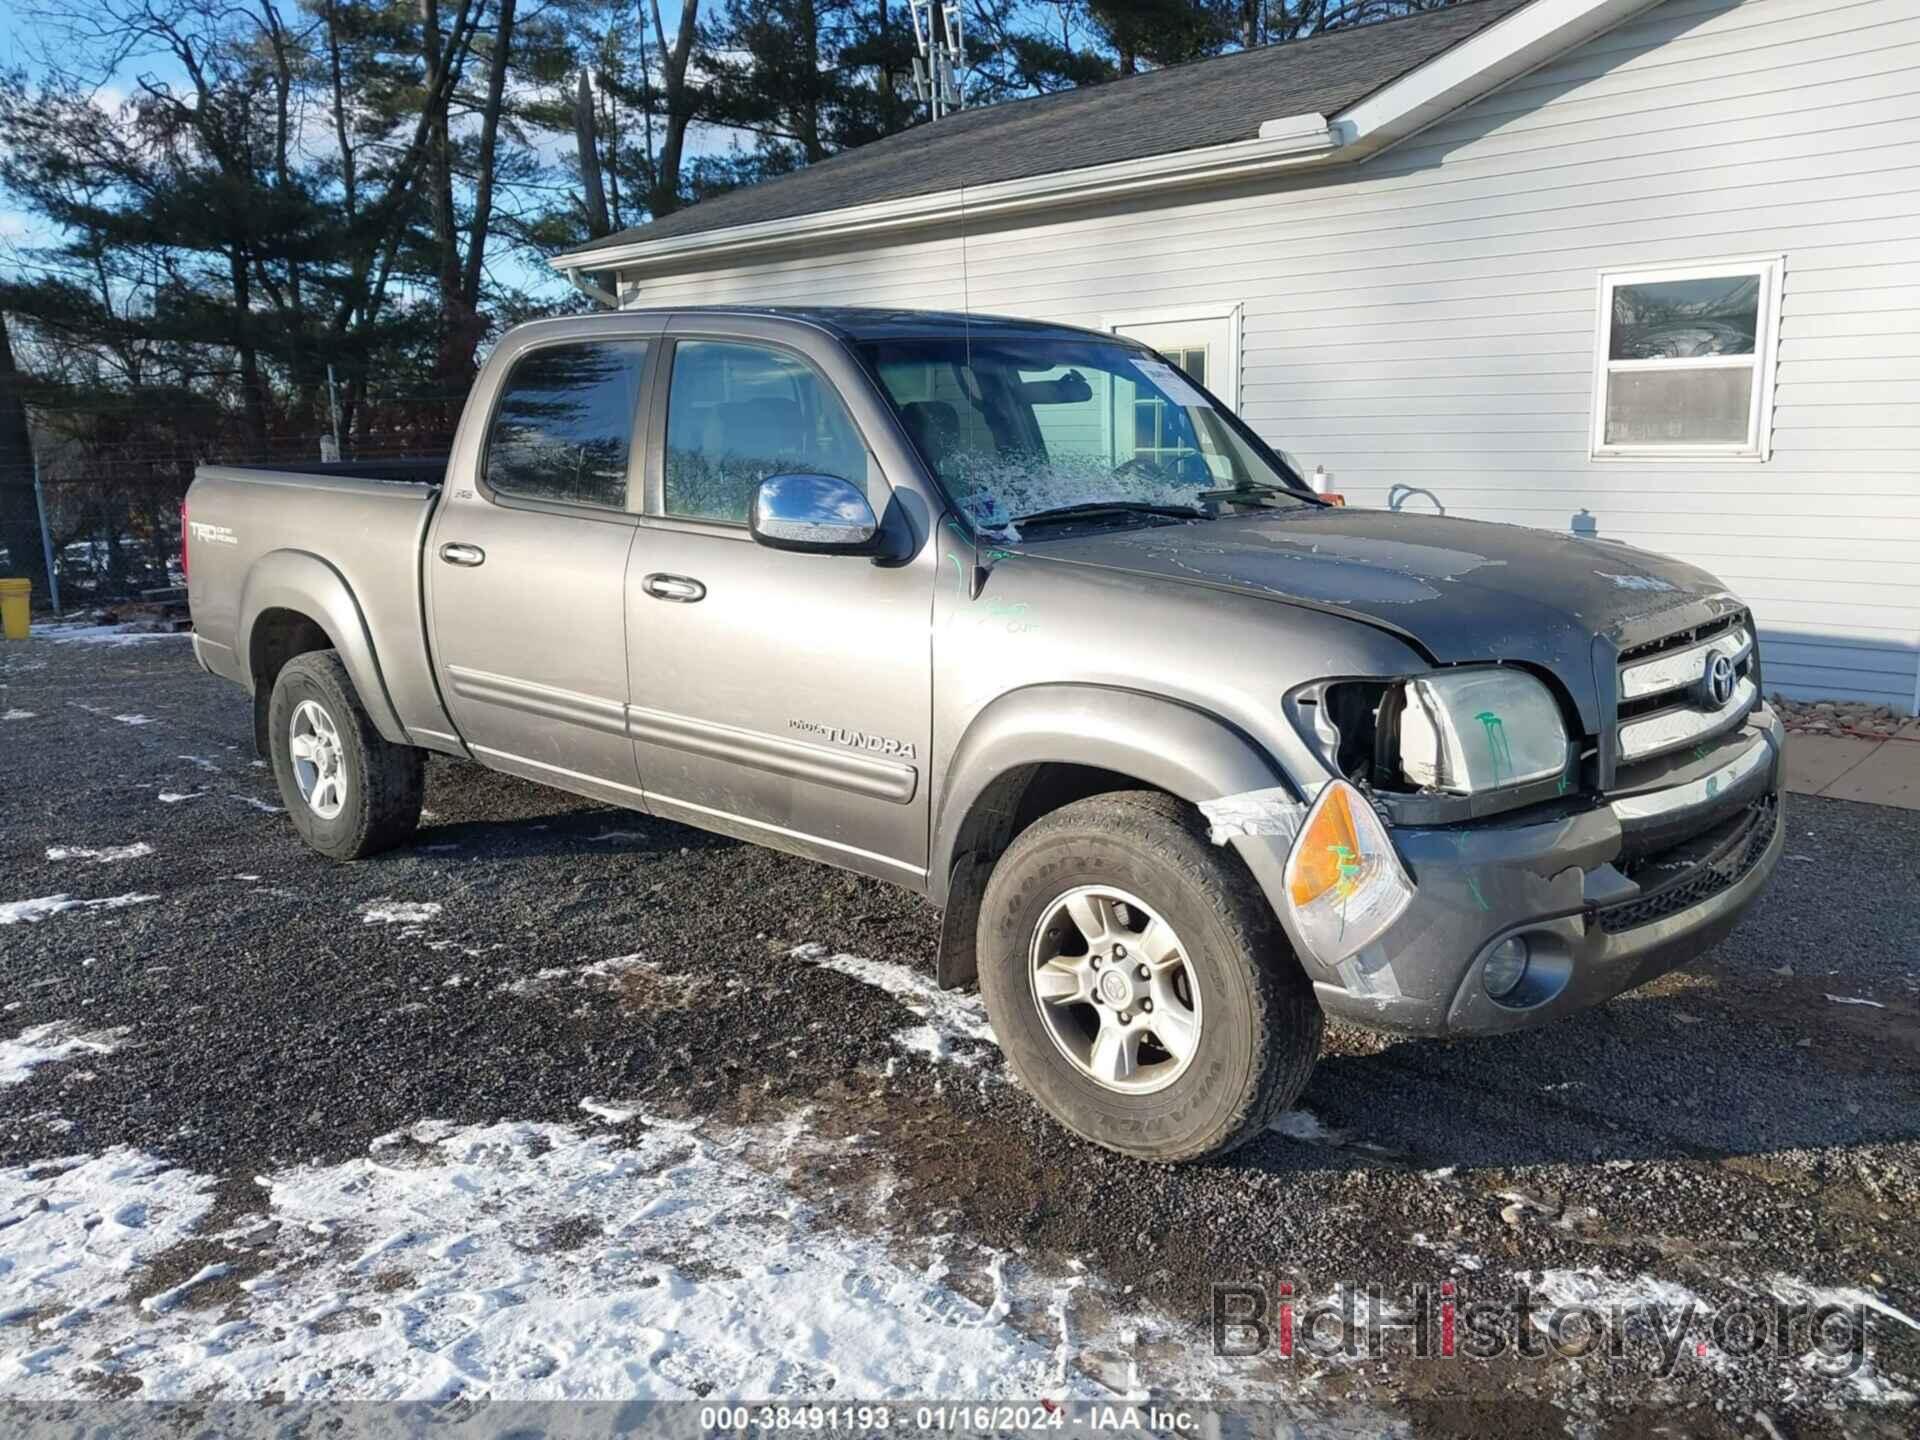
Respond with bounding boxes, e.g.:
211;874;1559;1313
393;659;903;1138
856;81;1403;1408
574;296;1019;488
45;843;154;864
1767;1276;1920;1334
790;944;997;1067
1750;1277;1920;1403
500;966;576;995
0;1147;215;1339
112;714;158;727
1595;572;1679;593
31;622;190;646
0;893;159;926
139;1262;233;1314
578;1097;640;1124
497;954;700;1006
1270;1109;1345;1143
1825;994;1886;1008
0;1116;1108;1401
231;795;285;814
157;791;204;804
1409;1232;1483;1273
362;901;443;926
0;1022;131;1086
2;708;34;721
1526;1268;1706;1318
176;754;221;772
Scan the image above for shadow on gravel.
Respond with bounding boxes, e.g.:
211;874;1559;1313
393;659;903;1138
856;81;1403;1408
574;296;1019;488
406;808;744;862
1228;984;1920;1178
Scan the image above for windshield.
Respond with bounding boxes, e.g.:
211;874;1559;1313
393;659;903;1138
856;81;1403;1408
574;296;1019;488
859;337;1310;535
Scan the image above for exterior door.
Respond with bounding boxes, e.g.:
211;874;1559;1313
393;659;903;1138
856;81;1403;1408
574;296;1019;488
427;327;657;808
623;330;932;885
1109;310;1239;412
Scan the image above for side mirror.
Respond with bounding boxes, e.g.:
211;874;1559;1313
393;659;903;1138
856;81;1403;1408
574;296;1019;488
749;473;881;555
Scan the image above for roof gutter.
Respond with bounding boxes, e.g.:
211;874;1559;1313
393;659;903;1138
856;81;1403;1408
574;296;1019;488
1333;0;1667;159
551;0;1666;284
552;115;1340;279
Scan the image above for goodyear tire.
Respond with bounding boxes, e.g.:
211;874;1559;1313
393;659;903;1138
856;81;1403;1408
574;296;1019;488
977;790;1321;1163
268;650;425;861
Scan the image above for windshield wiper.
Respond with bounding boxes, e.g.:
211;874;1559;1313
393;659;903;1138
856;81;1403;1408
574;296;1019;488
1197;481;1315;507
1012;501;1206;528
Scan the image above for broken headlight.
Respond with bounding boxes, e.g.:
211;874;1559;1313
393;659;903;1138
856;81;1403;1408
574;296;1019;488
1295;668;1570;797
1395;669;1568;794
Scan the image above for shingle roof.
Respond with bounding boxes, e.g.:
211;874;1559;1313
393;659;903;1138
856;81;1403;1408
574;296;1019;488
563;0;1533;258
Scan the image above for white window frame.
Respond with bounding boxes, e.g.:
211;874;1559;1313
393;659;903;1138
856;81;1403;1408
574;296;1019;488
1588;254;1784;462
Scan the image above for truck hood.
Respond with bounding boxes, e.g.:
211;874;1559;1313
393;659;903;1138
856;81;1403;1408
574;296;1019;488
1008;507;1740;729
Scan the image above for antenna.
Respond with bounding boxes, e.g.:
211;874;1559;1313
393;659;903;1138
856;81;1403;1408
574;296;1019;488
909;0;966;120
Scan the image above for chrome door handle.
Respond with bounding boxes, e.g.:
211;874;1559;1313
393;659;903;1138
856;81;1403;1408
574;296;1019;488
439;543;486;567
642;573;706;603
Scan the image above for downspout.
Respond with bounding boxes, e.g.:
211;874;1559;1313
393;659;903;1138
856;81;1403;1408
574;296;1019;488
563;267;621;308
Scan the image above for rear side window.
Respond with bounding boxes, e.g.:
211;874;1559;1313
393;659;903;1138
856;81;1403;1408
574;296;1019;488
663;340;868;524
484;340;650;508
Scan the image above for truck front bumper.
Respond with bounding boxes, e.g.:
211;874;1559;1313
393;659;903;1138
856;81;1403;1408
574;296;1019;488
1240;706;1786;1038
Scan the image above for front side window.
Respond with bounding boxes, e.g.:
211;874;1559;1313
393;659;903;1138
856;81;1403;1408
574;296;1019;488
663;341;870;524
1591;258;1783;460
861;337;1305;534
485;340;649;507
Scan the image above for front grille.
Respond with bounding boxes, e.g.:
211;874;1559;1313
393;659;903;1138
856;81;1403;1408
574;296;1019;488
1595;797;1777;934
1612;609;1759;766
1618;611;1741;668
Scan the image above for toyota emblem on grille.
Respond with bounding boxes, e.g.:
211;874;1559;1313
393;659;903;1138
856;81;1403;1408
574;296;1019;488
1700;650;1736;708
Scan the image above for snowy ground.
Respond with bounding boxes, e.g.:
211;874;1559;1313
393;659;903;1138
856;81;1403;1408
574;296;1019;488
0;1114;1112;1402
2;628;1919;1435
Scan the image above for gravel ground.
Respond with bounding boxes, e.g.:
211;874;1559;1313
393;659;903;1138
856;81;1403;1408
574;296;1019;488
2;632;1918;1435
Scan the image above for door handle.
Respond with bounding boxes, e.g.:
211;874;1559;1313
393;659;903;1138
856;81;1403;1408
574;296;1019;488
642;573;706;603
439;543;486;568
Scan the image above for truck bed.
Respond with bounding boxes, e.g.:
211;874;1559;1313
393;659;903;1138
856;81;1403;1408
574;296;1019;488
184;461;454;750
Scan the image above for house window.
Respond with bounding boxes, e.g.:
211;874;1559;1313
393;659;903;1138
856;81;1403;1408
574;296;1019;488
1590;257;1783;461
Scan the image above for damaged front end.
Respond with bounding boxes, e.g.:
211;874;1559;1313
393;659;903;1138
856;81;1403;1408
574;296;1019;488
1250;600;1785;1037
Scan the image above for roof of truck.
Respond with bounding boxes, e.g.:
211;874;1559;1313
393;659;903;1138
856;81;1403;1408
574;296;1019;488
617;306;1132;345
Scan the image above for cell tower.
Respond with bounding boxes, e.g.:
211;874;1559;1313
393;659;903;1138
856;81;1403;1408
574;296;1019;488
909;0;966;119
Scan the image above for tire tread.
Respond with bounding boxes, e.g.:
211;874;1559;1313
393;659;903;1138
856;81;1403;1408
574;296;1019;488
271;651;424;860
982;789;1322;1162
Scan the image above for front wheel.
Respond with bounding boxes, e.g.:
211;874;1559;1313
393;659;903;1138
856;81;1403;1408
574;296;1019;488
268;650;424;861
977;791;1322;1163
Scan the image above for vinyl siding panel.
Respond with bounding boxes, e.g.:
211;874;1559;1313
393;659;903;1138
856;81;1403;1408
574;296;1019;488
620;0;1920;710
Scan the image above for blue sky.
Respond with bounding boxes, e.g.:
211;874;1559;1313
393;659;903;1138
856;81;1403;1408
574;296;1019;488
0;0;620;303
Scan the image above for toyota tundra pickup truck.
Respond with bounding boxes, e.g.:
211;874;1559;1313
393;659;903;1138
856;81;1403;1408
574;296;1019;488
185;307;1784;1162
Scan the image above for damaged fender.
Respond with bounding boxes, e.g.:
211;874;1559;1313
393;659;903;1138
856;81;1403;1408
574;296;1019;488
929;684;1305;986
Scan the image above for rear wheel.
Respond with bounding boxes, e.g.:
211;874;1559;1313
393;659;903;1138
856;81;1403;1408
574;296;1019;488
268;650;424;860
977;791;1321;1163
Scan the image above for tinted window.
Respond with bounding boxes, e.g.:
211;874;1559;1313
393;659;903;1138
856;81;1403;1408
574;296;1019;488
485;340;649;508
664;341;868;524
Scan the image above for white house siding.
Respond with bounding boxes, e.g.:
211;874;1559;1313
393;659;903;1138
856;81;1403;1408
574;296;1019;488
620;0;1920;710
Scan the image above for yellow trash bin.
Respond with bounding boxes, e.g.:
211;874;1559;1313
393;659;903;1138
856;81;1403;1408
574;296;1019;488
0;577;31;641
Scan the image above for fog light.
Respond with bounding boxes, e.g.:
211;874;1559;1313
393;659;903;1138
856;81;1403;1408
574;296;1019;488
1483;936;1531;999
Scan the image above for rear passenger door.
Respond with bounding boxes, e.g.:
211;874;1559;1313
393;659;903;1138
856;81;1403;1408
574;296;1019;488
623;322;935;885
427;319;662;807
